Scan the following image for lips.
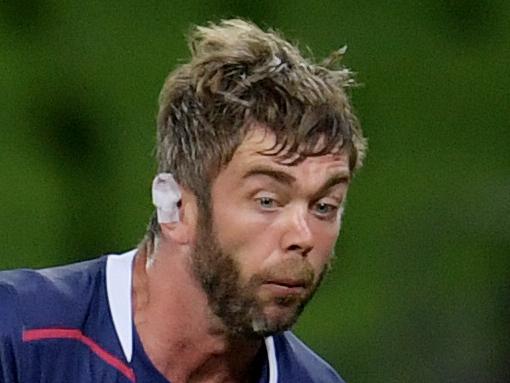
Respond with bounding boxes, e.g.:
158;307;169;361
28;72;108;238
257;260;315;297
265;278;307;288
261;278;311;298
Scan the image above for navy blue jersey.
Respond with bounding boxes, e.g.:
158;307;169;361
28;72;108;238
0;250;345;382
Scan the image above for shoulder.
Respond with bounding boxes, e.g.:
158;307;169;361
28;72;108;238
0;257;107;329
0;281;23;381
273;331;346;383
0;280;21;335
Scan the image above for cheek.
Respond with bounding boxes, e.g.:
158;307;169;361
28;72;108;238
309;222;340;264
213;207;278;269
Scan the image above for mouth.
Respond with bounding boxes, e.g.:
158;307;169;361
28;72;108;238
266;278;306;287
262;279;308;296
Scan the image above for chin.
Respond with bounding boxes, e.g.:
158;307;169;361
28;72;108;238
249;302;304;337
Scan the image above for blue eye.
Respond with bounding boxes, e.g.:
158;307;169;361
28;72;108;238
314;202;337;217
257;197;277;209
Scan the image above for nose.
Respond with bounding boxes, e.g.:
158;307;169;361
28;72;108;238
280;205;314;256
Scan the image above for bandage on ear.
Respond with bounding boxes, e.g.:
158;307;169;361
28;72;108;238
152;173;182;223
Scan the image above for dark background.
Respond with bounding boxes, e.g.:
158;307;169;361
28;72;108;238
1;1;509;382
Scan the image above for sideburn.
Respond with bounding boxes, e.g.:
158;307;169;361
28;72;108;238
190;197;259;337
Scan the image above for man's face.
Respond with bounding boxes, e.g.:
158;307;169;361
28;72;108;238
191;126;351;338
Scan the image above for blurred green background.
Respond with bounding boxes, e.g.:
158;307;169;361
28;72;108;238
1;1;509;382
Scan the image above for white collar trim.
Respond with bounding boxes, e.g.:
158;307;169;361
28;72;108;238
106;250;136;362
265;336;279;383
106;249;279;381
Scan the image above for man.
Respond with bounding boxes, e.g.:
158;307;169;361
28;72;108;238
0;19;366;383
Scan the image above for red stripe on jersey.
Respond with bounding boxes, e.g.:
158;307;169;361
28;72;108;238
23;328;135;382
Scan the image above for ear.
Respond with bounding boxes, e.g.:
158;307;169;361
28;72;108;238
160;188;198;245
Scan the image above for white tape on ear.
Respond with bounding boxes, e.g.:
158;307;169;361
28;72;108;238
152;173;182;223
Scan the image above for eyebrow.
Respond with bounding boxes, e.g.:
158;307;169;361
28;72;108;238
242;167;296;185
319;174;350;190
242;166;350;192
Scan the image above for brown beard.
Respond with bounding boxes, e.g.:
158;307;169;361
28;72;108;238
190;203;330;339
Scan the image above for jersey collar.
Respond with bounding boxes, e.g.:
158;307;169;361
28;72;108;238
106;250;279;382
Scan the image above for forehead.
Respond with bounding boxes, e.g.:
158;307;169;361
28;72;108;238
230;125;350;177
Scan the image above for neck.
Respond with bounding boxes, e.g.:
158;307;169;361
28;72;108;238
132;244;265;383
